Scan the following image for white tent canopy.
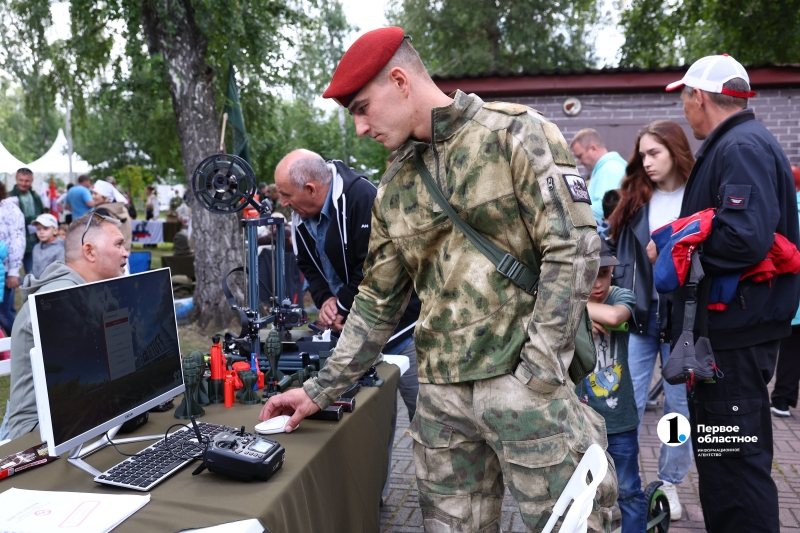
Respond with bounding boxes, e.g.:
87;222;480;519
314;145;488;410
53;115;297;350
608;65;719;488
27;128;91;184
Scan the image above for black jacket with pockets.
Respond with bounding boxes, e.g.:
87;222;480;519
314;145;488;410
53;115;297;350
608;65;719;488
293;160;421;352
674;109;800;350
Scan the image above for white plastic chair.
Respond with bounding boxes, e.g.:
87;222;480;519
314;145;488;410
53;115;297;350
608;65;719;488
541;443;608;533
0;336;9;446
0;336;10;377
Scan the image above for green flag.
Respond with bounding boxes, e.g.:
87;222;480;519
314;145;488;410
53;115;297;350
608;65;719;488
224;64;251;163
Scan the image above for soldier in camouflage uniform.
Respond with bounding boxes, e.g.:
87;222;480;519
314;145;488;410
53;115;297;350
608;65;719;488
260;27;617;532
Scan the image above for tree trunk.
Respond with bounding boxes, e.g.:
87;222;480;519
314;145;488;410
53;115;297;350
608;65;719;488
141;0;243;330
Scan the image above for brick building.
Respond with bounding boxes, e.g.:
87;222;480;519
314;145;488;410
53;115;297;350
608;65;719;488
434;64;800;174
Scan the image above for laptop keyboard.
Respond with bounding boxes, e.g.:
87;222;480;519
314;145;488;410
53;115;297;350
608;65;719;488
94;421;237;491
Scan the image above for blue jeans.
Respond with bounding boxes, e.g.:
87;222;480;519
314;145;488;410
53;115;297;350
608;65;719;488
0;286;15;335
384;335;418;421
607;429;647;533
628;302;693;484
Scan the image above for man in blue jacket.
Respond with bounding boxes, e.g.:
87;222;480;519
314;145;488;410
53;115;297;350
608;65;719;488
660;55;800;533
275;149;421;504
570;128;627;223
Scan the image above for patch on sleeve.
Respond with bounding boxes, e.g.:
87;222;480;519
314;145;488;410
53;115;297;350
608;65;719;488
562;174;591;204
722;184;751;210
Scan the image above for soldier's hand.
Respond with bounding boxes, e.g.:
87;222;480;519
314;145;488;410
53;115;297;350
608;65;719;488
258;388;320;433
646;240;659;264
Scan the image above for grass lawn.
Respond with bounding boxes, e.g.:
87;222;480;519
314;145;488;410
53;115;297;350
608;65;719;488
132;242;174;270
0;375;8;420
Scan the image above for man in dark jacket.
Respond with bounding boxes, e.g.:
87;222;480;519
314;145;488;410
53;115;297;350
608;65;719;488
658;55;800;533
275;149;421;503
10;168;44;276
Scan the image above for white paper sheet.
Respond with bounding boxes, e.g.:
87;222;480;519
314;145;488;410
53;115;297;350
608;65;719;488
0;488;149;533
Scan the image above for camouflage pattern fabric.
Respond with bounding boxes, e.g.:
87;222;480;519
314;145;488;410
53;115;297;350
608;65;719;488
410;375;617;532
304;90;600;403
300;90;615;531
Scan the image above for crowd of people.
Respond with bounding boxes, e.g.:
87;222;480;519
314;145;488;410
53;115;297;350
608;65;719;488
568;54;800;533
1;29;798;533
0;171;168;339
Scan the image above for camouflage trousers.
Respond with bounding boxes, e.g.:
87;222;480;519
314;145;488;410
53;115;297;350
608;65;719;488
408;372;618;533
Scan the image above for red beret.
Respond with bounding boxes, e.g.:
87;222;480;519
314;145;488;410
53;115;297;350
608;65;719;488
323;26;406;107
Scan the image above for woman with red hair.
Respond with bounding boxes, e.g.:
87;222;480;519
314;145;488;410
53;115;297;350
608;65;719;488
770;163;800;417
609;120;695;521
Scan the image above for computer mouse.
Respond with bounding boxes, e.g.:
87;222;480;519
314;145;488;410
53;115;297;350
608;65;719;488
255;414;294;435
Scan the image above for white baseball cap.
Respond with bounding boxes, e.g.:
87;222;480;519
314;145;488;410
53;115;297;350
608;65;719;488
666;54;756;98
33;213;59;228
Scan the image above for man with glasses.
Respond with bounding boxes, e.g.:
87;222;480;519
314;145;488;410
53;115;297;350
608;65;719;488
0;212;129;441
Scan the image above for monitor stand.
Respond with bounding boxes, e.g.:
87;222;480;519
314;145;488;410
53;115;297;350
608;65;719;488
67;425;163;477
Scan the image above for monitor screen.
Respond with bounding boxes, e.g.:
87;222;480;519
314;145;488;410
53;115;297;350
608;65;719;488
29;268;184;456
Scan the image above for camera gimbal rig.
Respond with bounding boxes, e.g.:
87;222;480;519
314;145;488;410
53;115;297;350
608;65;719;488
191;153;308;386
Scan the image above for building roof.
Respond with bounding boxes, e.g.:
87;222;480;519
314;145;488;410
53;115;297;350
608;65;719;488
433;63;800;97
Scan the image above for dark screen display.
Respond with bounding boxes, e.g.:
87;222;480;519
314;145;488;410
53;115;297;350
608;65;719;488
34;269;182;446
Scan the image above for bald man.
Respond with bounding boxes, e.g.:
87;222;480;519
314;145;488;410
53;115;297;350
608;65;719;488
1;212;129;440
274;149;421;503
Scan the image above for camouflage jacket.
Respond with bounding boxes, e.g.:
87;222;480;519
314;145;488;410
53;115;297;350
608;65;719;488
304;90;600;408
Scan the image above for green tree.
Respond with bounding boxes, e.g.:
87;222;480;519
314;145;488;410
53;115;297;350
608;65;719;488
386;0;603;75
2;0;391;329
245;97;389;185
113;164;156;200
0;82;60;163
71;59;182;180
619;0;800;67
292;2;354;102
0;0;62;160
243;0;389;179
290;1;358;166
1;0;305;328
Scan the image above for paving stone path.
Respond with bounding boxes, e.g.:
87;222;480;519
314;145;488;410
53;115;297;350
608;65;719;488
380;373;800;532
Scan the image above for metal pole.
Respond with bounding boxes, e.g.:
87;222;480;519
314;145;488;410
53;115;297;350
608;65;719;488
65;103;74;183
220;113;228;153
275;219;285;305
247;223;260;359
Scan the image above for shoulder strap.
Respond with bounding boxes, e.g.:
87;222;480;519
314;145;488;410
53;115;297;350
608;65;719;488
412;144;539;296
682;251;705;332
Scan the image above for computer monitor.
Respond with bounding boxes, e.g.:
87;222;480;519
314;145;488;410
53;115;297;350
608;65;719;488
29;268;184;460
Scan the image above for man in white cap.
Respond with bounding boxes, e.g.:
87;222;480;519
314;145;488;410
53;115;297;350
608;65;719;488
655;54;800;533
